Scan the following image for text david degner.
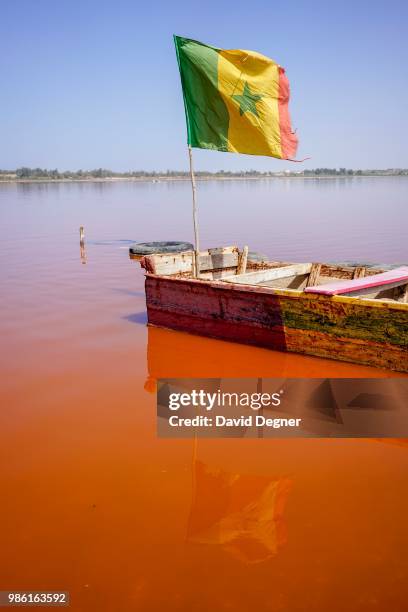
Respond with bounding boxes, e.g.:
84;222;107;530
167;389;302;429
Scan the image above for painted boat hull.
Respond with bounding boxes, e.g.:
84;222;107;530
145;274;408;373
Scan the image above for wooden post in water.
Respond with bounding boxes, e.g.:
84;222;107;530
79;226;86;264
188;145;200;278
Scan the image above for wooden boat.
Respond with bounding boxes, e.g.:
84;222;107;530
140;246;408;373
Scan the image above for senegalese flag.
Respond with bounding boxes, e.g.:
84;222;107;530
174;35;298;160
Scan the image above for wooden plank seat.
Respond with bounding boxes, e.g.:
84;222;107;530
305;266;408;296
222;263;312;286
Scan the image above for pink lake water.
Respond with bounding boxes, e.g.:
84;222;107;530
0;177;407;611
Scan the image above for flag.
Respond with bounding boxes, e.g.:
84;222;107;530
174;35;298;160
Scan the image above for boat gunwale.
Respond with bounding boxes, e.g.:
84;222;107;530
144;271;408;312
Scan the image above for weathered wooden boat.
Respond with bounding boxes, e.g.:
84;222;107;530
140;247;408;373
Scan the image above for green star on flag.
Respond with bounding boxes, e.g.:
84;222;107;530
232;82;263;117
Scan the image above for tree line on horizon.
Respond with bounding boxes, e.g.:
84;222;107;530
0;167;407;179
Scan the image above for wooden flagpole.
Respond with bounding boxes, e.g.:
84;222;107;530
188;145;200;278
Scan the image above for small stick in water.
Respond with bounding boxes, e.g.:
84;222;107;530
79;226;86;264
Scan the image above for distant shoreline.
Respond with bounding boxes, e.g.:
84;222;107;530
1;174;406;184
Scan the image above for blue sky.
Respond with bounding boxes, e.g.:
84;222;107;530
1;0;407;171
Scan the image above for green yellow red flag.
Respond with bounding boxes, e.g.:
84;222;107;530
174;35;298;160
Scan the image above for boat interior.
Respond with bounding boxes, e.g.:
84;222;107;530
140;246;408;304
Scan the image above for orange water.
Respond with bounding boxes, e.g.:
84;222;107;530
0;181;407;611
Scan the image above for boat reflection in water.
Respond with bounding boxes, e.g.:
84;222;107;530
143;324;408;576
144;324;404;392
145;324;406;437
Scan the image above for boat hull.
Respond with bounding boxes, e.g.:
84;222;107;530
145;275;408;373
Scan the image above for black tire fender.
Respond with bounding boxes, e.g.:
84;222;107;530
129;241;194;255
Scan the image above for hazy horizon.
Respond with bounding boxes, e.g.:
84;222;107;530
2;166;408;174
